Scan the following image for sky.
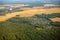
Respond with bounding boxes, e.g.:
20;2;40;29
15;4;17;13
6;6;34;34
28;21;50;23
0;0;60;2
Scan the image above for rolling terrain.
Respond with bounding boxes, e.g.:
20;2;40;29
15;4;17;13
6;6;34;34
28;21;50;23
0;7;60;22
0;13;60;40
0;0;60;40
0;4;60;40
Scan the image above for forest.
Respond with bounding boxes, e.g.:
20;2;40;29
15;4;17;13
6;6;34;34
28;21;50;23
0;13;60;40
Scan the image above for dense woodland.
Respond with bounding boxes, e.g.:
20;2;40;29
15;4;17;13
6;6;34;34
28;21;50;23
0;13;60;40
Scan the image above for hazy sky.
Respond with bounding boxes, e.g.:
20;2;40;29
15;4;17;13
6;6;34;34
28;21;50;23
0;0;60;1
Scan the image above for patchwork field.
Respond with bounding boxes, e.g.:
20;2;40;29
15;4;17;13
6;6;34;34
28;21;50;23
0;5;60;40
50;18;60;22
0;8;60;22
0;0;60;40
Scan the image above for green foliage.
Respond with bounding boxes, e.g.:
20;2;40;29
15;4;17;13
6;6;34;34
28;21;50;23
34;13;60;18
0;13;60;40
0;21;60;40
7;16;52;28
51;22;60;27
47;13;60;18
0;9;8;16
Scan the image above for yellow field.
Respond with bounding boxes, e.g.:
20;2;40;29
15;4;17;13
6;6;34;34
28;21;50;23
0;7;60;22
50;18;60;22
0;6;5;9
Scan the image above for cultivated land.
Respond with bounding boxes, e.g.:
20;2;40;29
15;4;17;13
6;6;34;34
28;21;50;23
0;5;60;40
0;6;5;9
0;7;60;22
50;18;60;22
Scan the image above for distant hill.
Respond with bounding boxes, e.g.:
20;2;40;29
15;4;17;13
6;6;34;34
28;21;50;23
0;1;44;6
28;1;44;6
0;0;60;6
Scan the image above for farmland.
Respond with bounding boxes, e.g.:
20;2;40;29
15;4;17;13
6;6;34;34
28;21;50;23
0;7;60;22
0;4;60;40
